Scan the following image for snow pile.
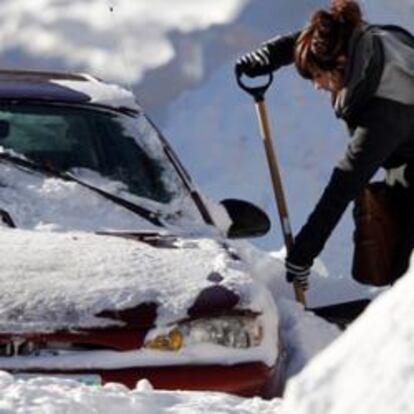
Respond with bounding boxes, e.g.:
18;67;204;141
282;261;414;414
0;374;283;414
0;0;246;84
231;242;343;376
231;239;377;309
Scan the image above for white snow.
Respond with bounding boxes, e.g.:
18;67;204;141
0;373;283;414
0;161;159;232
282;261;414;414
0;229;256;330
0;0;247;84
52;76;141;111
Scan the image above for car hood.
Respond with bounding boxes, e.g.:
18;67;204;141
0;229;261;333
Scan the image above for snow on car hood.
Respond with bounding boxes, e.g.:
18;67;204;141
0;228;262;333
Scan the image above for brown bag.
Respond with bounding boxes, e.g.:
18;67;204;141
352;182;403;286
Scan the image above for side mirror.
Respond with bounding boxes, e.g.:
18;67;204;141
220;198;271;239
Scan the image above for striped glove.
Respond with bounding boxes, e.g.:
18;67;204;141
285;260;310;291
235;45;272;78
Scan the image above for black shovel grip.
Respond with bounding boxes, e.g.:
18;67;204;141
236;71;273;102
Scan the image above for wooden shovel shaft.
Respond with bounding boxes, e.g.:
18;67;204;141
255;100;306;306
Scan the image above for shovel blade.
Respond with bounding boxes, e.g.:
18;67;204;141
309;299;371;329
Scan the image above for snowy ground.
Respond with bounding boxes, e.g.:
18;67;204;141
0;374;283;413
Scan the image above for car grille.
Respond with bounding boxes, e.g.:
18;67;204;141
0;329;147;357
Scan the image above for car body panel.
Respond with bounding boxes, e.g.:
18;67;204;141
10;358;286;398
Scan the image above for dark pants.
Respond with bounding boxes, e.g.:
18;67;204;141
389;184;414;281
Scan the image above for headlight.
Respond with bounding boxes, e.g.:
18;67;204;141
144;315;263;352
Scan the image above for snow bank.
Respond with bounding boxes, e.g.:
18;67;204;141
0;373;283;414
282;259;414;414
0;0;247;84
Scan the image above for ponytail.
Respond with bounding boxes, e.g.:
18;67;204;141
295;0;363;79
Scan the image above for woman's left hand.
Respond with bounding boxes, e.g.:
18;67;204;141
285;259;311;291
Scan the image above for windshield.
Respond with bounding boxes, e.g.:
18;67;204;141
0;104;174;204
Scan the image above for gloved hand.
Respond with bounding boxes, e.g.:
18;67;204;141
235;45;272;78
285;259;310;291
235;32;300;79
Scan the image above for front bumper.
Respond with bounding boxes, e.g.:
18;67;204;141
8;357;286;398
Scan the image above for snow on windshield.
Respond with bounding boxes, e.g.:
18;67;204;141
0;104;219;231
0;160;160;232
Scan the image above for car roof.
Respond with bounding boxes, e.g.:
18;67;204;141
0;69;141;112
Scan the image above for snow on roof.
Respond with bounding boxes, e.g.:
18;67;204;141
0;70;141;112
0;228;259;333
52;74;142;112
282;261;414;414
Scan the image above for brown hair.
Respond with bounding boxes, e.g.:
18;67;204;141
294;0;363;79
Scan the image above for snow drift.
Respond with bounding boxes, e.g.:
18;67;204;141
282;260;414;414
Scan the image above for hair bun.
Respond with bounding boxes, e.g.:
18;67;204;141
330;0;362;26
294;0;363;79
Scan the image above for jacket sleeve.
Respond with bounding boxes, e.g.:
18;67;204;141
262;32;301;71
287;98;410;267
241;32;301;77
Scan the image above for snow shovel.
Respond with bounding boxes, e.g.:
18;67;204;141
236;72;306;306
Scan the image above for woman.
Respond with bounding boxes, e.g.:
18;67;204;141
235;0;414;289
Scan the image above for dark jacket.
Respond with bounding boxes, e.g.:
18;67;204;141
256;25;414;267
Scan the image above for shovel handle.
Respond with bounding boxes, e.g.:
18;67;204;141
235;69;306;306
236;71;273;102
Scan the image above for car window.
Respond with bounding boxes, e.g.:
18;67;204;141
0;107;100;171
92;114;172;203
0;105;173;204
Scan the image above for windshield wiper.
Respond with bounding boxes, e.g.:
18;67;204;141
0;207;15;228
0;152;163;227
96;231;178;248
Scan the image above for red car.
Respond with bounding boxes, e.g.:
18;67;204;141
0;70;285;397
